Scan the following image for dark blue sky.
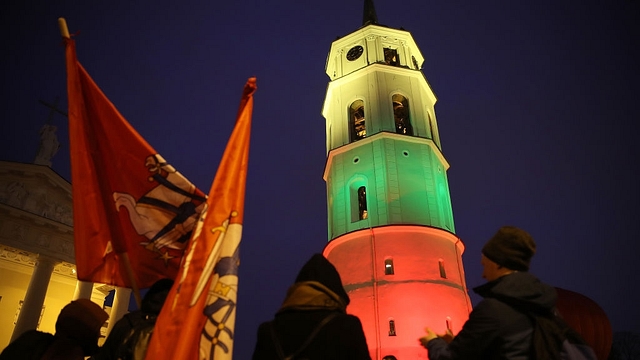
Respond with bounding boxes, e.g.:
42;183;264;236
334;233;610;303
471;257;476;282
2;1;639;358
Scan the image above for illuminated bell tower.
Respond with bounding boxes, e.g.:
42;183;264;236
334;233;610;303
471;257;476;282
321;1;472;359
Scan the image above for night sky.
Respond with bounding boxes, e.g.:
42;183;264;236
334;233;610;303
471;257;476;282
2;1;639;358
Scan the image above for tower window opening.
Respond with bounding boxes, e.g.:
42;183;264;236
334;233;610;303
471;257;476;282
358;186;368;220
393;95;413;136
384;258;394;275
349;100;366;142
388;320;397;336
439;259;447;279
384;48;399;66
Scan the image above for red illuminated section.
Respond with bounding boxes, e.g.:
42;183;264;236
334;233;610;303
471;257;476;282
324;225;472;359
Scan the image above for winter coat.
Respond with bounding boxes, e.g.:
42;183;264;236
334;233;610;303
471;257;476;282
427;272;557;360
252;254;371;360
0;330;57;360
90;278;172;360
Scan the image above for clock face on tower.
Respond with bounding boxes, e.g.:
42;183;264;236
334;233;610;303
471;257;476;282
346;45;364;61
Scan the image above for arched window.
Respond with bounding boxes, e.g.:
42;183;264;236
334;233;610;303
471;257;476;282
388;319;397;336
392;95;413;135
349;100;366;142
357;186;368;220
384;258;394;275
349;178;369;223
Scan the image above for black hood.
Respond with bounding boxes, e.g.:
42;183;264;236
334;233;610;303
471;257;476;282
294;253;350;306
141;278;173;314
474;272;557;314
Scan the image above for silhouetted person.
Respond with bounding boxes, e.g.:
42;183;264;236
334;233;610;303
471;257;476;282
91;278;173;360
1;298;108;360
419;226;595;359
252;253;371;360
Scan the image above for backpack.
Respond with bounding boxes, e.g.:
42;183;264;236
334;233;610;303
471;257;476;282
268;313;338;360
527;310;597;360
117;313;157;360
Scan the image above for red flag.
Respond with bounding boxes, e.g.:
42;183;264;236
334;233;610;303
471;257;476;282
64;37;206;289
145;77;256;360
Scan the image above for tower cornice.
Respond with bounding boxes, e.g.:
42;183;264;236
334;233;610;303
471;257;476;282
323;131;449;181
322;63;437;122
325;25;425;80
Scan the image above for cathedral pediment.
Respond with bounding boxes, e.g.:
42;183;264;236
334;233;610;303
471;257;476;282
0;161;75;264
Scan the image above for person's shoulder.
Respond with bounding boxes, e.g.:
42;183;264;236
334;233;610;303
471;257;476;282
472;297;522;319
17;329;54;342
475;297;511;310
0;330;55;360
343;313;363;321
255;320;274;334
4;330;54;348
330;313;366;329
119;309;146;326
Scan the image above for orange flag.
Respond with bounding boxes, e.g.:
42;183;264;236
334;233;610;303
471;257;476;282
64;37;206;289
145;78;256;360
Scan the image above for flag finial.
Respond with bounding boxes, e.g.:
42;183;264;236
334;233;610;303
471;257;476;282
58;18;70;39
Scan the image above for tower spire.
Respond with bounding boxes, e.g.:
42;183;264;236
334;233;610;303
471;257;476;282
363;0;378;26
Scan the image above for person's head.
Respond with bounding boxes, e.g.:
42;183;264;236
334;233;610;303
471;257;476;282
55;299;109;355
481;226;536;281
141;278;174;314
294;253;350;306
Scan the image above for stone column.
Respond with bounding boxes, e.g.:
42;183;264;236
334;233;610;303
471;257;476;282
10;255;58;342
105;287;131;337
72;280;94;300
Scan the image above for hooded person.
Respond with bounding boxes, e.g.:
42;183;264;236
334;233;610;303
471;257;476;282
252;253;372;360
1;298;109;360
419;226;558;359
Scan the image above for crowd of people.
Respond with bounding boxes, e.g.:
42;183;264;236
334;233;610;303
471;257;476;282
1;226;595;359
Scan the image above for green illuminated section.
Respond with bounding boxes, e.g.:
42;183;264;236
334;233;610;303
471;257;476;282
325;133;454;240
322;21;455;241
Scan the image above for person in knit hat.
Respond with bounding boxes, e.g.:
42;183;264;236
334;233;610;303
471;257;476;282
1;298;108;360
481;226;536;272
51;298;109;358
418;226;558;359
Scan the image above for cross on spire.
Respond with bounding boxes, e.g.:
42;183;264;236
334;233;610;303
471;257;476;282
39;97;68;124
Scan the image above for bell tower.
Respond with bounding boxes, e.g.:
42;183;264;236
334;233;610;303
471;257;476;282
321;1;472;358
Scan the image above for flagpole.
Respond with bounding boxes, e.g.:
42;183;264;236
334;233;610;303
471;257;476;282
120;252;142;308
58;17;69;39
58;19;142;307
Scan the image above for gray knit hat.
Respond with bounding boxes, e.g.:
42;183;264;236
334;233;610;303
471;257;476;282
482;226;536;271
